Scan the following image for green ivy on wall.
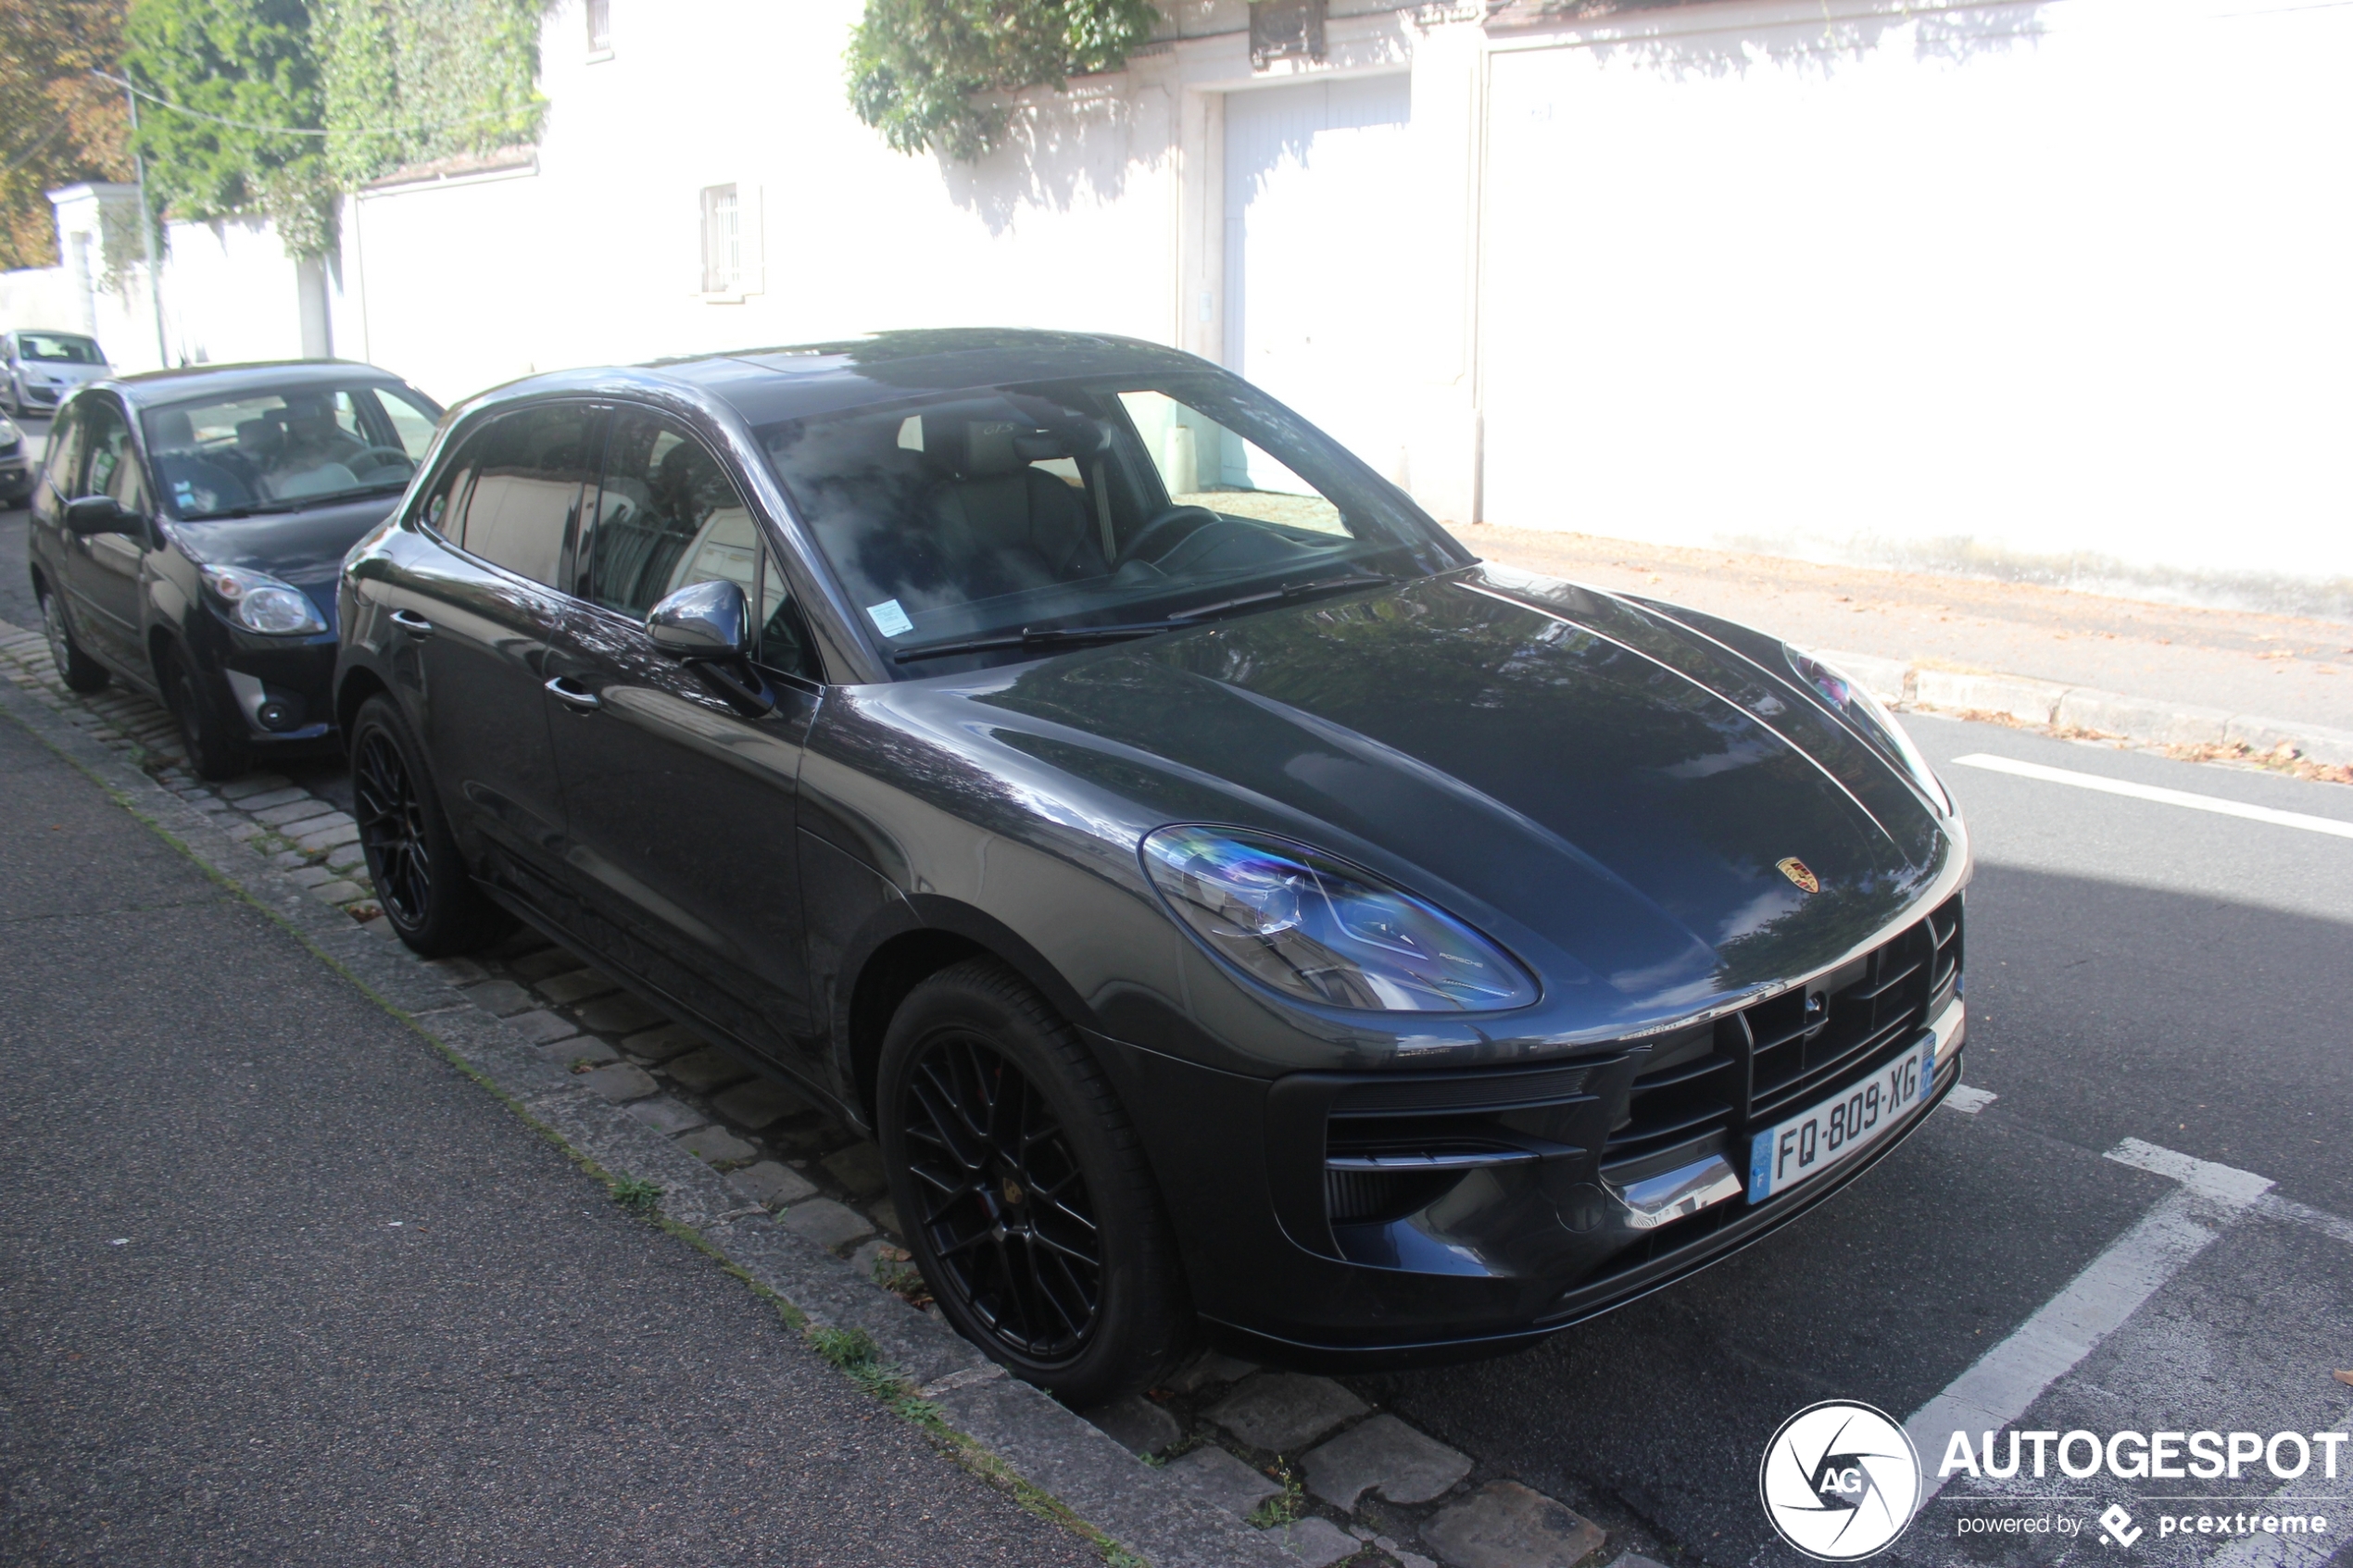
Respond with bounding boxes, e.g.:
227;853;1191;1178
121;0;542;258
847;0;1160;162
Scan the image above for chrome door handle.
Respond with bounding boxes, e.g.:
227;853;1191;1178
388;608;434;637
545;675;600;710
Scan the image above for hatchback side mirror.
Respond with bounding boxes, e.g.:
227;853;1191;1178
65;495;132;535
646;578;751;659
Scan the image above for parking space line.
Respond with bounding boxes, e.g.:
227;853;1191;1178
1906;1141;2276;1502
2256;1193;2353;1250
1948;755;2353;840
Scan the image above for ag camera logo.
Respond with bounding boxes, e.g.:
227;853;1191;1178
1759;1400;1923;1560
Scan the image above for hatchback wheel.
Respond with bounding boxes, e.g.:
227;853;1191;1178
39;584;109;694
159;642;251;780
349;694;512;956
878;958;1191;1406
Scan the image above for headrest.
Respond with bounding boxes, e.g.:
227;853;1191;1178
151;408;195;448
921;414;1065;480
235;418;280;451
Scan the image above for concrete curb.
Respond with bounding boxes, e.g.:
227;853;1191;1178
1812;648;2353;768
0;672;1299;1568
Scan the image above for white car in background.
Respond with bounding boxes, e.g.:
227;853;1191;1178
3;330;112;419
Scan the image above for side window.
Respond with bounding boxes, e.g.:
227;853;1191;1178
415;430;480;536
588;411;813;675
457;404;599;588
80;400;134;502
39;406;84;504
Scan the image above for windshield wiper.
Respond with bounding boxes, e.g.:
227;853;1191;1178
186;483;408;521
893;621;1183;664
1166;571;1399;626
889;571;1403;666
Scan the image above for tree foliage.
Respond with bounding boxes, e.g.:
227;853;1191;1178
318;0;540;191
0;0;133;270
846;0;1159;162
123;0;327;252
120;0;541;259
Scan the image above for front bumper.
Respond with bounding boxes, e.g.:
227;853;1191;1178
1104;893;1966;1370
0;458;28;504
187;609;340;745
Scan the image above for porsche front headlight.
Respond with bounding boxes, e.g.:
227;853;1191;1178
1141;826;1537;1014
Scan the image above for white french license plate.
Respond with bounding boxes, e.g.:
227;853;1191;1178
1747;1041;1936;1202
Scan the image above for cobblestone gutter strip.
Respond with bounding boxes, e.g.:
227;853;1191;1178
0;674;1299;1568
1817;647;2353;773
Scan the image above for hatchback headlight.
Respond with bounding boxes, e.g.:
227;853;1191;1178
1141;826;1537;1013
201;564;327;635
1785;646;1950;814
0;416;19;445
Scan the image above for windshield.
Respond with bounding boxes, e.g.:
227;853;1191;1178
141;383;445;520
19;332;103;364
759;375;1464;674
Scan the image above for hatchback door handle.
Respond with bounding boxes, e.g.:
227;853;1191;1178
545;675;600;710
389;608;434;637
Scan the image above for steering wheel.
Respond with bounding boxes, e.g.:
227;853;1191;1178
1114;505;1220;571
353;445;414;470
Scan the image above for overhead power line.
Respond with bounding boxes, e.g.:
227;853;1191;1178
90;69;528;139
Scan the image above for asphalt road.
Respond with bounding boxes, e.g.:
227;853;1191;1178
1353;717;2353;1566
0;712;1097;1566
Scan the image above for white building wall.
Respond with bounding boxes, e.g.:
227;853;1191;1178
21;0;2342;616
1475;0;2353;618
157;215;313;367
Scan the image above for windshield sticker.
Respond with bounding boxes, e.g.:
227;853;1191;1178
865;598;914;637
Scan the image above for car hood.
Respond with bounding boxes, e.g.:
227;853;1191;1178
21;361;108;385
942;565;1961;1031
172;495;404;627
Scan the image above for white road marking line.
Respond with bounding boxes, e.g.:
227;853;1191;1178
1949;754;2353;840
1906;1140;2275;1503
2108;1137;2280;1209
2256;1192;2353;1249
1943;1085;1998;1114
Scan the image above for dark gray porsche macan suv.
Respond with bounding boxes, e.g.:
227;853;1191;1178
333;330;1969;1403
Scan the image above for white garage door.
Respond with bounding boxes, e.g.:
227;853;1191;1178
1477;3;2353;593
1224;74;1413;481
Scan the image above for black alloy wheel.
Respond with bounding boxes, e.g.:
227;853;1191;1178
878;959;1191;1405
39;584;108;694
346;694;512;957
160;642;250;780
903;1034;1104;1361
354;724;432;929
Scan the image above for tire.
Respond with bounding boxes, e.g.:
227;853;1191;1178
159;641;251;780
878;958;1192;1405
38;583;109;694
348;693;513;957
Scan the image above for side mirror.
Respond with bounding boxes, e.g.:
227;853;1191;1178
646;578;750;660
65;495;132;535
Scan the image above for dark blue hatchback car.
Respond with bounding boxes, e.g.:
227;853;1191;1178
28;359;442;776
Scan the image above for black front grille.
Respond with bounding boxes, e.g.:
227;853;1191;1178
1602;892;1963;1180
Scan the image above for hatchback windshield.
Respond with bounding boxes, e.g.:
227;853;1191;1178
141;383;443;519
19;332;104;364
759;377;1460;672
